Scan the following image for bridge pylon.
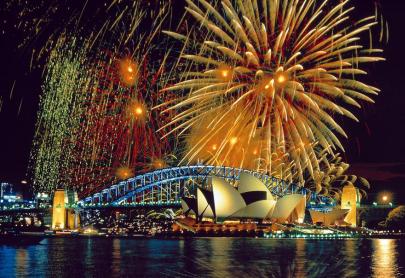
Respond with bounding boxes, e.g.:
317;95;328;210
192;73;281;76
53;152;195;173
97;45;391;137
341;184;361;227
52;189;80;230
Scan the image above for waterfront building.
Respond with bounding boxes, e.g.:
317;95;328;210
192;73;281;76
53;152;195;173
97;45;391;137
309;208;350;226
181;173;306;224
181;173;361;228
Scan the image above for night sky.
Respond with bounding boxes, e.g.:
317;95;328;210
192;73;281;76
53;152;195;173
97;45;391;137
0;0;404;202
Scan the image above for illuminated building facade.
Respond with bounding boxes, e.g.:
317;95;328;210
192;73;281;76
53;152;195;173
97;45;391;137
181;173;306;224
309;208;350;226
181;173;364;227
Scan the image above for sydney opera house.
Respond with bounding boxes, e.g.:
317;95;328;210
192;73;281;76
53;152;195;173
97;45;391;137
180;173;356;227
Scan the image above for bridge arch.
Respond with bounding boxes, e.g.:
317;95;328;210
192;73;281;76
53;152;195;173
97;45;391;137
78;165;329;208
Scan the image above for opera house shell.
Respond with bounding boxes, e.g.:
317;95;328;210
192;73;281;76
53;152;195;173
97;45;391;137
309;208;351;226
181;173;306;224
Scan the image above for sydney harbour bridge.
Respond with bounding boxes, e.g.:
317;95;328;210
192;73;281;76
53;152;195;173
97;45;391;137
1;165;391;230
76;165;333;210
0;165;336;218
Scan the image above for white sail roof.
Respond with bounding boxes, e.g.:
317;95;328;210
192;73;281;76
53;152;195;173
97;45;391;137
231;200;277;219
212;177;246;218
197;188;214;218
271;194;306;223
238;172;274;201
309;208;349;226
181;175;313;223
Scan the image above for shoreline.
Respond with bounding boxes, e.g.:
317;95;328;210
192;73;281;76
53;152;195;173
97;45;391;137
1;231;404;241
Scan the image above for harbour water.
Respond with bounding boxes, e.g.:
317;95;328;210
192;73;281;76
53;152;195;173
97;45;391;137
0;237;404;277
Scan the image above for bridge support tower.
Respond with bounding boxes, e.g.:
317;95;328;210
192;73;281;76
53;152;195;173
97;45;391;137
341;184;361;227
52;189;80;230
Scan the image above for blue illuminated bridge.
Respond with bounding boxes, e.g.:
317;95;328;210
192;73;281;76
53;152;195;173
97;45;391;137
77;165;334;209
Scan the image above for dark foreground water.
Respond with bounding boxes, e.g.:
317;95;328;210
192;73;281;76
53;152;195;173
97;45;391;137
0;237;404;278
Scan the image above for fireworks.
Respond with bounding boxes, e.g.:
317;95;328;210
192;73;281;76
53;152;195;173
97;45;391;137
160;0;385;185
31;36;90;193
30;0;177;196
115;166;134;180
119;58;139;86
21;0;385;197
306;152;370;199
126;98;148;123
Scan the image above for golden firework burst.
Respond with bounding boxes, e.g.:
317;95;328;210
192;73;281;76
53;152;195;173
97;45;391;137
158;0;384;184
115;166;134;180
119;58;139;86
306;152;370;199
126;99;148;123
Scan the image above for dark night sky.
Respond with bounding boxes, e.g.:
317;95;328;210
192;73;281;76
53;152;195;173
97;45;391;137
0;0;404;202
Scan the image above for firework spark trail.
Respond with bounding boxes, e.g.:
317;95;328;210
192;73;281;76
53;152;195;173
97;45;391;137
31;36;90;193
69;50;176;197
29;1;178;195
159;0;385;187
305;151;370;198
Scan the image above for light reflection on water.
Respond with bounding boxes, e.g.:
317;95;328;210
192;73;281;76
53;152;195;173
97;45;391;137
15;248;28;276
0;238;404;277
372;239;399;278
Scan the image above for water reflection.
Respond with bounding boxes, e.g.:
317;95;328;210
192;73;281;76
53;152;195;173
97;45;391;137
0;238;403;277
372;239;398;278
343;240;360;277
15;248;28;276
111;239;121;275
294;239;306;278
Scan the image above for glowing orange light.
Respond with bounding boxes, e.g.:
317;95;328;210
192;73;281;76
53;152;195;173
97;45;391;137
116;167;134;180
216;65;233;82
275;72;288;85
126;100;147;122
135;106;143;115
152;158;166;169
253;149;258;155
277;75;286;83
257;77;274;97
230;137;238;145
382;196;388;202
119;58;138;86
212;144;218;151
